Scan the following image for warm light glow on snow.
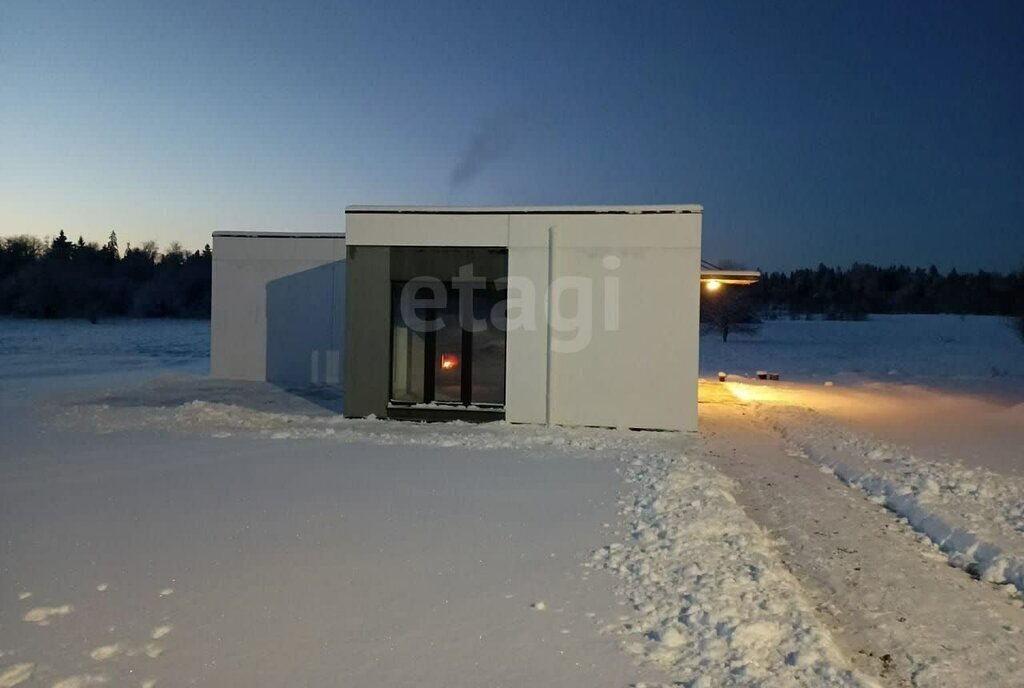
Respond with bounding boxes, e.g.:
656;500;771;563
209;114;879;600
440;354;459;371
721;381;825;406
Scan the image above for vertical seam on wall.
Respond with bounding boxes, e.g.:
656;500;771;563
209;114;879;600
545;225;555;426
329;242;337;386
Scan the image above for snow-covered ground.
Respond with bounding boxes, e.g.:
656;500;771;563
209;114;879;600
698;397;1024;686
699;314;1024;685
2;315;1023;686
0;318;209;382
0;331;665;686
701;314;1024;398
700;315;1024;595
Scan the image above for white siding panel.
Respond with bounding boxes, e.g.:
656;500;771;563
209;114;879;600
346;213;508;247
210;235;346;383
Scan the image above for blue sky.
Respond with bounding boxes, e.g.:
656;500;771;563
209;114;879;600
1;1;1021;270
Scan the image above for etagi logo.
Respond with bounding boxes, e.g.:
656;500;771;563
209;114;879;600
397;255;622;354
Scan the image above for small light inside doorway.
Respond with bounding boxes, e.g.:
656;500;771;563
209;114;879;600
440;354;459;371
704;279;722;292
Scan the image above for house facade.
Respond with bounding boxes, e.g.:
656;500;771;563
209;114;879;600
211;205;704;431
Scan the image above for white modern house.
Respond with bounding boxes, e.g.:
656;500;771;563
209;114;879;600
211;205;750;432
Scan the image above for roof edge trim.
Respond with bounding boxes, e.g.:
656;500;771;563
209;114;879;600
345;204;702;215
213;231;346;239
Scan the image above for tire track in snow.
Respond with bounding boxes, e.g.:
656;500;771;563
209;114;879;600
759;404;1024;596
701;401;1024;687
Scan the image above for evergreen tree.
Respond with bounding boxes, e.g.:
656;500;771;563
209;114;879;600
1;231;211;319
103;231;119;260
49;230;72;260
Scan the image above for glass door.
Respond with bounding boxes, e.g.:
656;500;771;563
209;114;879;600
432;296;463;403
389;282;506;408
470;287;506;406
390;283;428;403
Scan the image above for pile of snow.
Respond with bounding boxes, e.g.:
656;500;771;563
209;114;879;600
589;448;876;687
63;396;665;456
759;403;1024;595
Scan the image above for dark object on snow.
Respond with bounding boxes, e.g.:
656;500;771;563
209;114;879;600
718;372;727;382
768;372;780;381
756;371;768;380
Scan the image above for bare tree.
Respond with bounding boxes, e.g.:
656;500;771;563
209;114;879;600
700;261;761;343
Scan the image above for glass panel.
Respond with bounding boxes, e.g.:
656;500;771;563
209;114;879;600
433;295;462;403
471;288;506;405
390;284;426;402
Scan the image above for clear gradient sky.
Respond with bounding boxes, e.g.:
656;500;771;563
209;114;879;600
1;1;1021;271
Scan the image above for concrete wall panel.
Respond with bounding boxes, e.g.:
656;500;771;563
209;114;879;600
505;217;553;424
343;245;391;417
210;234;346;384
346;212;508;247
545;214;701;430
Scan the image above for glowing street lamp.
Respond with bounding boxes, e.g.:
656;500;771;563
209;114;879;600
704;279;722;293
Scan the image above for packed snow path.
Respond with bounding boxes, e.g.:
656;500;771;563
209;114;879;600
718;380;1024;594
699;383;1024;686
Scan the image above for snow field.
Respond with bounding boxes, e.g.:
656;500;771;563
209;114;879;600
63;386;876;686
700;314;1024;387
0;582;171;688
8;381;673;687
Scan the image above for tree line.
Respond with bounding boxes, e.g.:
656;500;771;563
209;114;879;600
1;233;1021;333
0;231;211;320
698;261;1024;342
751;263;1023;320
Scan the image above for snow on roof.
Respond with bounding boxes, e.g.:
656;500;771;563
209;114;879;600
345;204;703;215
212;230;345;239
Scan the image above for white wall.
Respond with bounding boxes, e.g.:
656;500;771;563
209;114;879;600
346;212;508;247
504;213;701;431
544;214;701;430
211;234;346;384
505;217;551;424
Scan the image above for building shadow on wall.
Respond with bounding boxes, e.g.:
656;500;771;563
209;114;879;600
266;261;347;414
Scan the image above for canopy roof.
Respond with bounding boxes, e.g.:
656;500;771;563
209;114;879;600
700;260;760;285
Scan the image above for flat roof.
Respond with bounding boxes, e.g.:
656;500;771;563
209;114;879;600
345;204;702;215
701;269;761;285
212;230;345;239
